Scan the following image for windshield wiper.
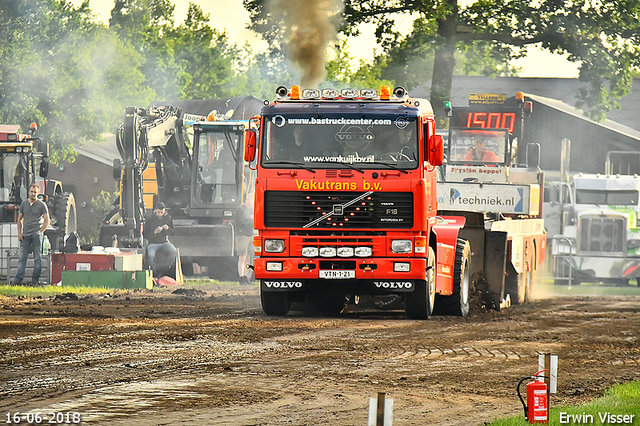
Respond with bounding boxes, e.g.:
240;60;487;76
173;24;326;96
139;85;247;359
266;161;317;173
313;161;365;174
374;162;409;174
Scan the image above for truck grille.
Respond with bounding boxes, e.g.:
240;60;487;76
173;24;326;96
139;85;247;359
264;191;413;229
579;215;625;254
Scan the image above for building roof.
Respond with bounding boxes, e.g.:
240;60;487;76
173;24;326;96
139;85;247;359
74;134;119;167
524;93;640;143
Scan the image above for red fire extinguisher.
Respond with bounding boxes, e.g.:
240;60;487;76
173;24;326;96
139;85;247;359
517;369;548;424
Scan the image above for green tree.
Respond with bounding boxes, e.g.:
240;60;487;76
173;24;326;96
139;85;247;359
0;0;152;161
341;0;640;123
109;0;186;100
172;4;246;99
246;0;640;124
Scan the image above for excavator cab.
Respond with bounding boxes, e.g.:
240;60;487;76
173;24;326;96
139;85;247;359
194;128;241;204
191;122;247;208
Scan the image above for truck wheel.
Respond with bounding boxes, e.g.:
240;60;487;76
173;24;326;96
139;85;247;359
54;192;77;234
261;288;291;316
506;262;526;305
51;192;77;251
435;239;471;316
405;246;435;319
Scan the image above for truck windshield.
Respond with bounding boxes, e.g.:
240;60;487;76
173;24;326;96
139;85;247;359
576;189;639;206
447;129;508;165
261;116;418;169
194;130;240;204
0;153;27;202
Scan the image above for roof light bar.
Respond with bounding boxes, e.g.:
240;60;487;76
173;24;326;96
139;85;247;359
360;88;378;99
341;88;360;99
322;88;340;99
380;85;391;100
275;85;289;99
290;85;301;100
302;89;320;99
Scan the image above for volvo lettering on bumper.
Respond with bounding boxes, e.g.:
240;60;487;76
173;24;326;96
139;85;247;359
263;281;303;290
373;281;414;291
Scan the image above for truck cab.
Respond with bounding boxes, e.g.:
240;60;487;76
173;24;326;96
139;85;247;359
246;85;470;319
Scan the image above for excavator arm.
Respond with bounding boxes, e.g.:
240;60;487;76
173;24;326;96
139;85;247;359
113;105;188;248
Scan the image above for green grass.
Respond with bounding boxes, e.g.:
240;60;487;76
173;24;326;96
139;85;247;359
0;278;240;297
0;283;113;297
486;380;640;425
535;279;640;297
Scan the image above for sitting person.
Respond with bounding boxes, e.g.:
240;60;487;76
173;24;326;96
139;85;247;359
464;139;499;162
143;202;178;278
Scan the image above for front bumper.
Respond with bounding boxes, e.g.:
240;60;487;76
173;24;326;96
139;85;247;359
255;257;426;293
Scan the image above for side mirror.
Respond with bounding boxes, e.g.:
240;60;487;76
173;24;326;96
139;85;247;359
427;134;444;166
39;160;49;177
526;142;540;168
112;159;123;181
38;140;50;158
244;129;257;163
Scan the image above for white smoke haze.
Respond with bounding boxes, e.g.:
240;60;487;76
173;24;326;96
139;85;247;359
268;0;344;89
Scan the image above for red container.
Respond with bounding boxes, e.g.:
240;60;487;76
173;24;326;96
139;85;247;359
51;252;115;285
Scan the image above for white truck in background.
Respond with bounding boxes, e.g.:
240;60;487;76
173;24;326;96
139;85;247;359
545;156;640;285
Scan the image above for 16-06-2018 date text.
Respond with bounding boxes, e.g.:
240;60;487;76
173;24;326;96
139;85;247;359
5;412;82;424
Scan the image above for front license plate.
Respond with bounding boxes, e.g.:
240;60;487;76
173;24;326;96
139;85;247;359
319;270;355;279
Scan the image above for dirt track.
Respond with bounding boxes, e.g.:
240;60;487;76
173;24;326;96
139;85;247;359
0;283;639;426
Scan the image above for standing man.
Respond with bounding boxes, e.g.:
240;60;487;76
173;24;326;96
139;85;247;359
14;184;50;285
143;202;178;278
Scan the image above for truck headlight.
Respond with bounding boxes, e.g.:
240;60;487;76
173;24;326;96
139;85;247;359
355;247;372;257
319;247;337;257
391;240;412;254
264;239;285;253
337;247;354;257
302;247;319;257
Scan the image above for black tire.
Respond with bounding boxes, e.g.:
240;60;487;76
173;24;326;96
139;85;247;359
434;238;471;316
319;293;346;314
261;287;291;316
406;246;436;319
54;192;77;234
48;192;77;251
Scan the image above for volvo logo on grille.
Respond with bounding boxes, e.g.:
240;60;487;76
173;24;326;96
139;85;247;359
333;204;344;215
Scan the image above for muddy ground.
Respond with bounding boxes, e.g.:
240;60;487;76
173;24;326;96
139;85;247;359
0;283;638;426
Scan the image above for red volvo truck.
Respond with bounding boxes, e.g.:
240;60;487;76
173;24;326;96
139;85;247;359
244;85;469;318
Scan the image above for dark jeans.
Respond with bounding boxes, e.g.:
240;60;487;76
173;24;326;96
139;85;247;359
14;233;42;284
147;241;178;277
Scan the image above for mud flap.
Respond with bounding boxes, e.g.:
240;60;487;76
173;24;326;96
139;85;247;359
484;230;508;310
